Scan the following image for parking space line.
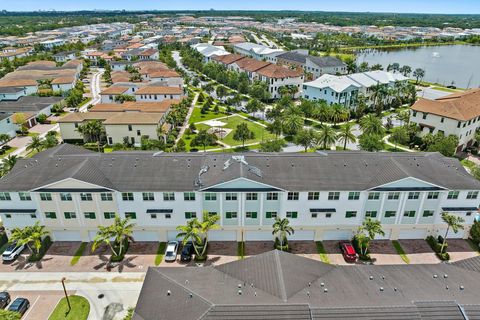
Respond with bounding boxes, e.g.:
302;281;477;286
23;295;40;320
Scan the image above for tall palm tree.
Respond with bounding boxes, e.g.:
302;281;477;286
196;211;220;259
26;135;44;154
337;122;357;150
330;104;349;126
294;128;317;152
272;217;294;251
314;100;332;124
317;124;337;150
440;212;465;253
176;218;202;257
77;120;105;151
281;113;304;136
413;68;425;84
356;218;384;256
359;114;385;136
92;215;135;258
10;222;50;256
0;154;18;177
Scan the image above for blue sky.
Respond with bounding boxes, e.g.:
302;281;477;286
1;0;480;14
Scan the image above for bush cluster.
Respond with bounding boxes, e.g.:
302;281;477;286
426;235;450;261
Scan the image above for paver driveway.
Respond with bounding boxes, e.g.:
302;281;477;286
288;241;321;261
7;290;69;320
446;239;479;262
320;241;351;265
398;239;439;264
160;241;237;267
369;240;406;265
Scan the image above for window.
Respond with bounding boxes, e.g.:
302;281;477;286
19;192;31;201
64;212;76;219
246;212;258;219
128;125;132;131
0;192;11;201
30;214;37;219
440;117;445;123
466;212;473;216
122;193;134;201
208;212;218;217
368;192;380;200
345;211;357;218
325;213;332;218
184;192;195;201
60;193;72;201
385;211;396;218
427;192;439;199
408;192;420;200
100;193;113;201
137;130;141;136
84;212;96;219
387;192;400;200
328;192;340;200
246;193;258;201
150;213;157;219
204;193;217;201
226;212;237;219
423;210;434;217
104;212;115;219
447;191;459;199
39;193;52;201
5;214;11;219
287;192;299;200
403;210;416;218
185;212;196;219
80;193;92;201
422;113;427;120
266;193;278;201
311;213;318;218
308;192;319;200
125;212;136;219
348;192;360;200
165;214;171;219
467;191;479;199
365;211;377;218
225;193;238;201
286;211;298;219
140;192;154;201
163;192;175;201
45;212;57;219
266;212;277;219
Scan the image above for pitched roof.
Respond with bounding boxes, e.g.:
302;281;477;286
148;70;181;78
102;112;164;125
411;89;480;121
306;56;346;68
233;58;271;72
135;86;183;95
100;86;130;95
90;100;178;113
276;51;308;64
256;64;303;79
212;54;245;65
51;77;75;85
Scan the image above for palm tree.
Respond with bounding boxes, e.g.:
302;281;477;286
26;135;44;154
0;133;10;145
330;104;349;126
294;128;317;152
356;218;384;256
337;122;357;150
77;120;105;151
317;124;337;150
281;113;304;136
359;114;385;136
440;212;465;253
10;222;50;256
196;211;220;259
413;68;425;84
272;217;294;251
399;65;412;77
176;218;202;257
0;154;18;177
92;215;135;259
315;100;332;123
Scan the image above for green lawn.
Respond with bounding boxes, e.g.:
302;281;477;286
189;107;226;124
237;241;245;260
49;295;90;320
154;242;166;266
70;242;87;266
461;159;477;171
392;240;410;264
212;115;274;147
431;86;461;93
0;146;18;158
315;241;330;264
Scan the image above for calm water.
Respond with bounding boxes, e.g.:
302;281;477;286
356;45;480;89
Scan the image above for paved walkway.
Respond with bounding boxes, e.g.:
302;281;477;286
383;134;415;152
79;69;103;112
175;92;199;144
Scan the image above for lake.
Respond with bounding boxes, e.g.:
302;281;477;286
356;44;480;89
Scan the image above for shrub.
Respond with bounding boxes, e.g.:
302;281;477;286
469;220;480;245
37;113;48;124
110;238;130;262
28;236;52;262
0;230;8;249
426;235;449;261
352;235;371;261
274;237;289;251
0;309;21;320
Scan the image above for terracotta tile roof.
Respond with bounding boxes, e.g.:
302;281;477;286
233;57;271;72
149;70;181;78
111;71;131;83
90;100;179;113
58;112;113;123
411;89;480;121
52;77;75;84
0;79;38;88
103;112;164;125
256;64;304;79
138;48;158;56
100;86;130;95
212;54;245;65
135;86;183;95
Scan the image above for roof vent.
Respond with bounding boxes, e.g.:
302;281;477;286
188;293;193;298
185;280;189;285
320;282;325;287
167;290;171;296
369;276;373;280
237;283;242;288
433;274;438;278
308;282;311;287
323;288;328;293
237;289;242;295
381;276;385;280
254;292;257;296
446;285;449;290
460;285;465;290
306;291;310;297
444;274;448;278
393;287;397;292
379;287;384;292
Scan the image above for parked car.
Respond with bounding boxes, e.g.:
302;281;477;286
8;298;29;315
180;242;194;262
2;243;25;262
164;241;179;262
339;242;357;263
0;291;11;309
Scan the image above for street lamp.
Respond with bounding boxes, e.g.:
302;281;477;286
61;277;71;311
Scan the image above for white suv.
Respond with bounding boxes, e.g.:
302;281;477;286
164;241;179;262
2;243;25;261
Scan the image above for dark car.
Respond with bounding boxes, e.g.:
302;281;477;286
180;242;194;262
0;291;10;309
339;241;357;263
8;298;29;315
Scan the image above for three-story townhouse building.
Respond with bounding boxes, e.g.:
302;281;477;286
0;145;478;243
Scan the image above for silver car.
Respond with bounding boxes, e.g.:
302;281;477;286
2;243;25;261
164;241;179;262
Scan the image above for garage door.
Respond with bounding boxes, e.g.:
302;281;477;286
439;229;465;239
323;230;354;241
52;230;82;241
167;231;181;241
375;229;391;240
133;231;159;242
245;231;273;241
88;231;98;241
289;230;315;241
398;228;427;239
208;230;236;241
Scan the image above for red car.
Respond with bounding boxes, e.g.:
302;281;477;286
339;242;357;263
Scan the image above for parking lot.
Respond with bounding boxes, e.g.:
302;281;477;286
4;290;67;320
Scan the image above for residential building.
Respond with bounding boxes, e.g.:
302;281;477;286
233;42;284;63
410;88;480;152
133;250;480;320
191;43;229;62
0;113;16;137
0;47;33;61
135;86;184;102
0;148;478;242
52;51;77;63
276;51;347;79
40;39;66;49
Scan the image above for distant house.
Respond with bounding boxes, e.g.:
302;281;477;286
191;43;229;62
0;47;33;61
0;80;38;101
51;77;76;92
276;51;347;79
53;51;77;63
0;96;63;129
233;42;284;63
40;39;65;49
410;88;480;152
135;86;184;102
0;113;17;138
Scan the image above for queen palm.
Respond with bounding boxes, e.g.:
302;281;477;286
195;212;220;259
359;114;385;136
10;222;50;256
26;135;44;153
77;119;105;147
317;124;337;150
272;217;294;251
330;104;349;126
314;100;332;123
0;154;18;177
281;113;304;136
440;212;465;254
92;215;135;259
176;218;202;257
337;122;357;150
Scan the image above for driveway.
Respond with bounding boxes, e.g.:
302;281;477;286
289;241;321;261
160;241;237;267
445;239;479;262
369;240;406;265
7;290;67;320
320;241;351;266
398;239;439;264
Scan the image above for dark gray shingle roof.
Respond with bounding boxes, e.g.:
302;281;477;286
307;56;346;68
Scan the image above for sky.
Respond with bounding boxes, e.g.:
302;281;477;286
1;0;480;14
